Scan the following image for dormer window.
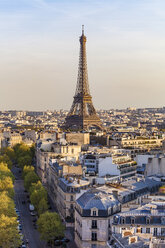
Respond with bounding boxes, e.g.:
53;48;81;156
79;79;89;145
146;217;150;225
93;211;96;216
161;217;165;224
91;207;98;217
108;207;111;215
121;217;125;224
131;217;135;224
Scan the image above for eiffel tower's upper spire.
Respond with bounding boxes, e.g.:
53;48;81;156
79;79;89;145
82;25;84;35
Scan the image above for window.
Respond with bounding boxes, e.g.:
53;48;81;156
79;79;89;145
161;228;165;236
92;220;97;229
93;211;96;216
70;195;74;201
146;218;150;224
131;218;135;224
91;232;97;241
91;208;98;216
70;204;74;209
154;228;157;236
122;217;125;224
146;228;150;234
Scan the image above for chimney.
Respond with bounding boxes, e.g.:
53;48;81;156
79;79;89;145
112;190;118;199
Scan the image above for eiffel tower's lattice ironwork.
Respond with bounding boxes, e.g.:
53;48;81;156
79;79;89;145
65;26;102;130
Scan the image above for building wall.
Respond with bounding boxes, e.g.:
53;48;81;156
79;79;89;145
134;154;154;167
98;157;120;177
75;210;109;248
121;138;163;148
36;149;55;184
145;157;165;177
65;133;90;145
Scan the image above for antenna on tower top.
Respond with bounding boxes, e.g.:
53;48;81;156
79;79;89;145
82;25;84;35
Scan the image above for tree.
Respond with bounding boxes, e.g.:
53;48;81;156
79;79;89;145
0;155;12;169
29;180;43;195
0;162;15;182
24;171;40;191
37;211;64;245
22;165;34;179
0;176;14;198
1;147;16;161
17;155;32;169
0;191;16;217
0;214;21;248
30;186;47;211
14;143;30;157
30;143;35;159
38;198;48;216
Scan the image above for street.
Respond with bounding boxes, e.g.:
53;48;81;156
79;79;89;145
13;166;77;248
13;166;46;248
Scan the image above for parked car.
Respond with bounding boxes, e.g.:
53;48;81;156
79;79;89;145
54;240;63;246
62;238;70;243
30;211;36;216
25;239;29;244
18;224;22;230
29;204;34;211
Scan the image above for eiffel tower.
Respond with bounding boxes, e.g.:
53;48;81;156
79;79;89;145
65;26;102;131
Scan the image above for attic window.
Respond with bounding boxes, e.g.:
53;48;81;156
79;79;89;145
131;218;135;224
93;211;96;216
146;217;150;225
91;208;98;217
122;217;125;224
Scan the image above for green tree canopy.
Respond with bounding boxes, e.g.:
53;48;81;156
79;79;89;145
0;214;21;248
24;171;40;191
30;186;47;211
22;165;34;179
0;162;15;182
37;211;64;244
1;147;16;161
0;155;12;169
29;180;43;195
38;198;48;216
0;191;16;217
17;155;32;169
0;176;14;198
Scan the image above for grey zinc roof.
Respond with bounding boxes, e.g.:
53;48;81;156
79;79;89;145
132;178;161;191
77;189;119;210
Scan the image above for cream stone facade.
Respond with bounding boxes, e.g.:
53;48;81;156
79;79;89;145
65;132;90;146
57;178;90;221
145;156;165;177
52;143;81;161
121;137;163;149
75;190;121;248
3;132;22;147
47;159;83;208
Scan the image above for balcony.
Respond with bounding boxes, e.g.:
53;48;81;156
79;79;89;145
91;225;98;229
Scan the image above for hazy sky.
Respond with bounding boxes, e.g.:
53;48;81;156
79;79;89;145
0;0;165;110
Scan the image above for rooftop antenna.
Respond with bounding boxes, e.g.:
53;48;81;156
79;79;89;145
82;25;84;35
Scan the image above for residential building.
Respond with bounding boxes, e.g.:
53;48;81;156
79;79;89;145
112;201;165;244
75;189;121;248
145;156;165;177
57;177;90;221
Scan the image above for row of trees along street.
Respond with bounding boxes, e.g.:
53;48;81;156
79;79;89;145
0;147;22;248
14;143;65;247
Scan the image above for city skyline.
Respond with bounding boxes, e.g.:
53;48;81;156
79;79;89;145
0;0;165;110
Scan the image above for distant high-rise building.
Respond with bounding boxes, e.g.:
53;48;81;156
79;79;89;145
65;26;102;131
